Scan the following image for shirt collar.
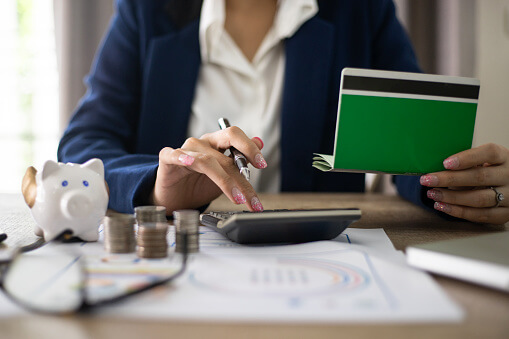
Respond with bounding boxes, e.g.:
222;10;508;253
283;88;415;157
199;0;318;62
273;0;318;39
199;0;225;62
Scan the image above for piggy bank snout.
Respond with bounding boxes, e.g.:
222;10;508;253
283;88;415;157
60;192;93;219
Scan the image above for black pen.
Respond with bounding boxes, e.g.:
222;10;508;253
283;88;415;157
218;118;250;181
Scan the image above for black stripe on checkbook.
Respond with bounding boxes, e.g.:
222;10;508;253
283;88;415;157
342;75;480;100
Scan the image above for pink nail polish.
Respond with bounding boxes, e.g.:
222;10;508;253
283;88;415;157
420;175;439;187
232;187;246;204
178;154;194;166
434;202;452;213
443;156;459;170
253;137;264;149
251;196;264;212
427;189;442;201
255;154;267;169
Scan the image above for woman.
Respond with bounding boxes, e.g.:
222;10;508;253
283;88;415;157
58;0;509;224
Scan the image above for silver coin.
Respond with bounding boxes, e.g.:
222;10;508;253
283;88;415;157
137;244;168;251
137;229;166;234
135;206;167;223
105;246;136;253
136;249;168;258
136;241;168;248
103;213;136;253
136;233;167;239
175;233;199;241
138;224;168;233
104;214;135;226
135;220;169;258
173;210;199;233
173;209;200;253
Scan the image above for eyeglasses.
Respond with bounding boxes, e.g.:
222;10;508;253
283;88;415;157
0;230;188;314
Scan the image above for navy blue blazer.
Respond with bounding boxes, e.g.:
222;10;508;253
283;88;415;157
58;0;427;213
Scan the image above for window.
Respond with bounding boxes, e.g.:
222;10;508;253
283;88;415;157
0;0;59;193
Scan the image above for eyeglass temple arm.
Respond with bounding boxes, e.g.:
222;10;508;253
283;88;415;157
0;229;73;266
79;232;189;312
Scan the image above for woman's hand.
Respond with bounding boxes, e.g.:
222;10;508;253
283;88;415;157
420;143;509;225
150;127;267;214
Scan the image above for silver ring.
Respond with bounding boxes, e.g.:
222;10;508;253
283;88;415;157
490;187;504;208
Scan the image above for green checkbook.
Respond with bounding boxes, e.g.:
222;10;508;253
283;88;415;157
313;68;480;175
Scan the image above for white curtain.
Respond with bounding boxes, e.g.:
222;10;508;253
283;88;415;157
394;0;475;76
53;0;114;132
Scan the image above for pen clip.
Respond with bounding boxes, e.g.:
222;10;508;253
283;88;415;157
218;118;230;130
217;118;251;182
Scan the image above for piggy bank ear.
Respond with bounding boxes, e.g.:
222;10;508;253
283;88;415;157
105;180;110;197
42;160;60;180
22;166;37;208
81;158;104;177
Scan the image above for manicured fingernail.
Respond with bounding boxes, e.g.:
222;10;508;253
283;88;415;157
427;189;443;201
251;196;264;212
178;154;194;166
255;154;267;169
434;202;452;213
232;187;246;204
253;137;264;149
420;175;438;186
443;156;459;170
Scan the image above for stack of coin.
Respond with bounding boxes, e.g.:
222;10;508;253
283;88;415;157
134;206;167;224
136;222;168;259
103;214;136;253
173;210;199;254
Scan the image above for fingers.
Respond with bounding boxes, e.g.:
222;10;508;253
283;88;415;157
425;186;508;224
420;143;509;224
421;142;509;189
442;143;508;170
159;147;196;168
201;127;268;169
427;187;508;208
158;147;264;211
432;202;509;225
420;165;508;188
157;128;268;211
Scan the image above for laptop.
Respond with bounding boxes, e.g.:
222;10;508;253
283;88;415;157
407;232;509;292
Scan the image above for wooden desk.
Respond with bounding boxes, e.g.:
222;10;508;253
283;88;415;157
2;193;509;339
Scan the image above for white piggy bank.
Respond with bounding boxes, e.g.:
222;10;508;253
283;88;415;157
21;159;109;241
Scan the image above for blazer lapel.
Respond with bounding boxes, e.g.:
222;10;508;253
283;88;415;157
138;14;336;193
280;17;335;191
138;21;201;153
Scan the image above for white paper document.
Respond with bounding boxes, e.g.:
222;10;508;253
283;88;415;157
0;227;463;322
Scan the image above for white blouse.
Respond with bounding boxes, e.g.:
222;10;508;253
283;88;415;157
187;0;318;192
